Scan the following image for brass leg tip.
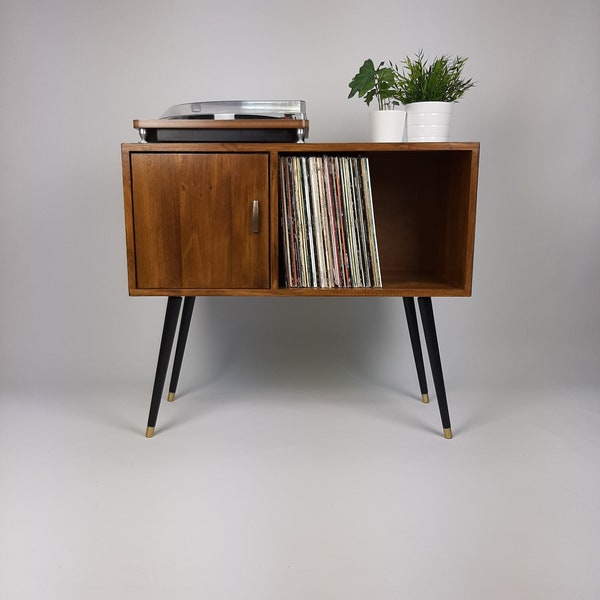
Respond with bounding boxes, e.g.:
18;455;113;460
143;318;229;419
146;426;155;438
422;393;430;404
168;392;175;402
443;427;453;440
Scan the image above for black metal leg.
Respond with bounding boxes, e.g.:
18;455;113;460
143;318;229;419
417;297;453;439
403;297;429;404
168;296;196;402
146;296;182;438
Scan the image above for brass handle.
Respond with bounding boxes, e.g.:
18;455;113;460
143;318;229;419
252;200;260;233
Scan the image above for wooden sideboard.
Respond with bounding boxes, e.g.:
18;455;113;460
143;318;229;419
121;142;480;438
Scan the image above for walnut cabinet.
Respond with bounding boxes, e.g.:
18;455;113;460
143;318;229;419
121;142;480;439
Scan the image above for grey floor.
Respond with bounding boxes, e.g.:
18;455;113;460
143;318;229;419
1;376;599;599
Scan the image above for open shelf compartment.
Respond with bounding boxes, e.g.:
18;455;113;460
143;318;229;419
273;145;478;296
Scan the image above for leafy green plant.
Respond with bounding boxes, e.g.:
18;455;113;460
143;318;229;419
348;59;401;110
394;50;475;104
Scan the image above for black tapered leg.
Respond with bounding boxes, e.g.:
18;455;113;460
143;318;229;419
403;297;430;403
417;297;453;439
146;296;182;438
168;296;196;402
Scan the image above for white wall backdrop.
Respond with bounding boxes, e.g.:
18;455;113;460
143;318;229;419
1;0;599;391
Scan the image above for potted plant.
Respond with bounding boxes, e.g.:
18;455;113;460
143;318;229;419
394;50;475;142
348;59;406;142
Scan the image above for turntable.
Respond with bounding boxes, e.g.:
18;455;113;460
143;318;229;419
133;100;309;143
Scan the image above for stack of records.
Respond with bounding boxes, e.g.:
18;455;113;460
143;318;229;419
279;155;382;288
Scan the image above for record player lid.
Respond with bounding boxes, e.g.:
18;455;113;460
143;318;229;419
161;100;307;120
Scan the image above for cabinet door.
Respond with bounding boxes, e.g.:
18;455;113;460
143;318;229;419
131;153;269;290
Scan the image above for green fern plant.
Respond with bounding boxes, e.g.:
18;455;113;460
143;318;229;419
348;59;401;110
395;50;475;104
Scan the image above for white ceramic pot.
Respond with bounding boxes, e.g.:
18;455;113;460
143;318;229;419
369;109;406;142
405;101;453;142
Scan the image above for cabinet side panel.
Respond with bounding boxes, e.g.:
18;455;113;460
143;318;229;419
441;151;478;293
122;148;138;293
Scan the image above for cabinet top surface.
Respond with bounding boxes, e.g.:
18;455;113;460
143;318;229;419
122;141;479;153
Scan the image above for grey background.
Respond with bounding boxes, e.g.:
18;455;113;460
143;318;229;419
2;2;600;599
0;0;600;392
1;0;599;391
